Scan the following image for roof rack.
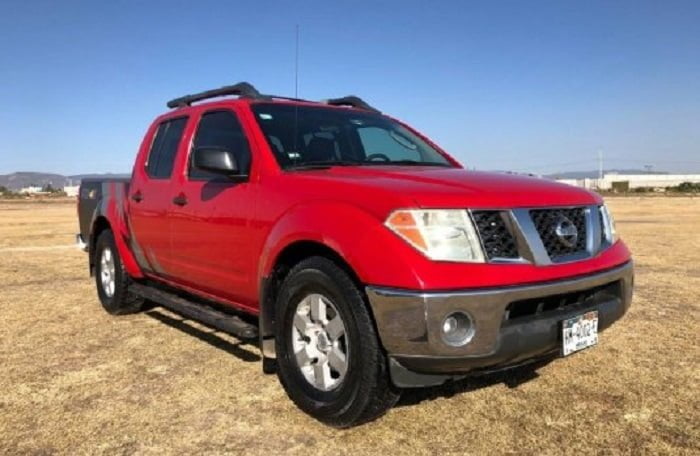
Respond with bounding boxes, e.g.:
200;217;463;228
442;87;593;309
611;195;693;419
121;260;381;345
166;82;268;109
323;95;380;113
265;95;311;103
167;82;380;113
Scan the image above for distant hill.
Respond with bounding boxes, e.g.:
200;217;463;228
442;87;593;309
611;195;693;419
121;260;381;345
0;172;129;190
0;168;671;190
68;173;131;181
544;169;667;179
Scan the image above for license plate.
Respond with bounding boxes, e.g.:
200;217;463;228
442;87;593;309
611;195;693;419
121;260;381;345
562;311;599;356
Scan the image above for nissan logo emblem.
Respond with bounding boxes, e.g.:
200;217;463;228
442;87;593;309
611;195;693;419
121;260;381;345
554;215;578;248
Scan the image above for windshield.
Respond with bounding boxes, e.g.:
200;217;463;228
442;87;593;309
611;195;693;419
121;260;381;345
250;103;454;169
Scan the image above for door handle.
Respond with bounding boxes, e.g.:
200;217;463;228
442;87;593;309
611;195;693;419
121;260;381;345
131;191;143;203
172;194;188;206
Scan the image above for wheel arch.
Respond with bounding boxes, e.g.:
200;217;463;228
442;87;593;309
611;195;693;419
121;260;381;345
89;216;112;275
258;239;363;360
89;211;144;280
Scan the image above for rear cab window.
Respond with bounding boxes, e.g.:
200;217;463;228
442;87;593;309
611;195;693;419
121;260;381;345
146;117;188;179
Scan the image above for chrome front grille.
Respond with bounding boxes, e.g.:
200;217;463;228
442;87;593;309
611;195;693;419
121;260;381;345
530;208;587;260
471;211;519;260
470;205;605;265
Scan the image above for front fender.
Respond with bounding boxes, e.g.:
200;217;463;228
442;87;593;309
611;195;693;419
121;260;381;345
256;201;426;359
258;201;424;289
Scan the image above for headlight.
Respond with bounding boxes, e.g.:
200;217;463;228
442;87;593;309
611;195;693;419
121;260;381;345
385;209;485;262
600;204;618;244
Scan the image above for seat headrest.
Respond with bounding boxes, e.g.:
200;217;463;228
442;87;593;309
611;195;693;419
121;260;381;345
305;136;336;162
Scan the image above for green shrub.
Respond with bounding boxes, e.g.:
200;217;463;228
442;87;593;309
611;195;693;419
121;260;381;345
670;182;700;193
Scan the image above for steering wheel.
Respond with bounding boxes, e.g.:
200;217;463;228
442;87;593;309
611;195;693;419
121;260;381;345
366;153;391;162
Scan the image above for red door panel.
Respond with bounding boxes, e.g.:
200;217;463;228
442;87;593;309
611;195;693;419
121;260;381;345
166;108;258;310
129;116;189;278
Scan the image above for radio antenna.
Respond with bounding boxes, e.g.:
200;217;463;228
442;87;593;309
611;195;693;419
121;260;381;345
294;24;300;98
292;24;300;160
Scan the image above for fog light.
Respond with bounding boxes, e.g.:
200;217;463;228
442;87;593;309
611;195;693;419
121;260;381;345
441;311;474;347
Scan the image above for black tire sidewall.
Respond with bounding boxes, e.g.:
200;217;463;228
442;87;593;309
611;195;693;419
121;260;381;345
94;231;126;313
276;264;373;419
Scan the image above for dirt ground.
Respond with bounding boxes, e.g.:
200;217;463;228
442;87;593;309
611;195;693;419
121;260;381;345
0;197;698;455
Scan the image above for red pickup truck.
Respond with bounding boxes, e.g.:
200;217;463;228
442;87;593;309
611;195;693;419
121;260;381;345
77;82;633;427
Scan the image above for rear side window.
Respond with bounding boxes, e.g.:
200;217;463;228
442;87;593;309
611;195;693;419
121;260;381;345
146;117;188;179
190;110;250;179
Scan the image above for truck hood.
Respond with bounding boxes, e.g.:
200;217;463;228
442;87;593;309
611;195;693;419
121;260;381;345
286;166;601;209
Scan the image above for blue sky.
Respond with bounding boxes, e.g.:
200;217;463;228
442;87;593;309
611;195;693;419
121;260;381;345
1;0;698;175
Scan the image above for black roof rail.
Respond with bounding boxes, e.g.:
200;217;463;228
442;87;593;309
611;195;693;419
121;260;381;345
322;95;380;113
166;82;380;113
166;82;268;109
266;94;380;113
265;95;311;103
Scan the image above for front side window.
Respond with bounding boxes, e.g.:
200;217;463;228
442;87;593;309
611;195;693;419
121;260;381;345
190;110;251;179
250;103;453;169
146;117;188;179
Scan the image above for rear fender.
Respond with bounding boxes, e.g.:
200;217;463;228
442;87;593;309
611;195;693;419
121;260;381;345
90;182;144;279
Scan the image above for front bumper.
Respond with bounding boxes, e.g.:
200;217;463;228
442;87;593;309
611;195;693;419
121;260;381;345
365;261;634;387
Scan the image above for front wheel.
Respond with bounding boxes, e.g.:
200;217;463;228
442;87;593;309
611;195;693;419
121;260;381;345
94;230;144;315
275;256;399;427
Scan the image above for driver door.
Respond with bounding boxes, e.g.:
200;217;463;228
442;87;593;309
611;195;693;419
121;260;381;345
166;108;257;307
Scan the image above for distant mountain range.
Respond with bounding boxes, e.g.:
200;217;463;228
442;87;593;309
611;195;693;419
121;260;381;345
0;168;663;190
0;172;129;190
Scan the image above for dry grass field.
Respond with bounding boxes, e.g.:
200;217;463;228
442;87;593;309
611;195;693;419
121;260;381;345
0;197;698;455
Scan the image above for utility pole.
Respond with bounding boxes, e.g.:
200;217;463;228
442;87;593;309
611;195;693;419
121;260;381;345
598;149;603;180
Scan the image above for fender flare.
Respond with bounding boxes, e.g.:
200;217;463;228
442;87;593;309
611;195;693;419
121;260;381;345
256;202;422;359
89;182;144;279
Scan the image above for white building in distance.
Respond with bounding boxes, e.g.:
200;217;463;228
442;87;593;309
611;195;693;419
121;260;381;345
63;185;80;197
556;173;700;191
19;186;45;194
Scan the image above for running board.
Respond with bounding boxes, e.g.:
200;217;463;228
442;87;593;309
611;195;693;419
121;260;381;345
130;283;258;340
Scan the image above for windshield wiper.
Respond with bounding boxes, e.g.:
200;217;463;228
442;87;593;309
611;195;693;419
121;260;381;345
286;159;453;171
286;160;361;171
363;160;453;167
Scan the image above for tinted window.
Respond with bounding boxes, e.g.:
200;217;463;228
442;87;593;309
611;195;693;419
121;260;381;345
357;127;421;162
250;103;452;169
190;110;251;179
146;117;188;179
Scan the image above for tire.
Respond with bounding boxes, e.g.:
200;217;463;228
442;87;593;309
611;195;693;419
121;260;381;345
275;256;400;427
94;230;144;315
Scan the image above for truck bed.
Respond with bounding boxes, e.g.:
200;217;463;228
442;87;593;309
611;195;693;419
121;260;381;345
77;177;130;245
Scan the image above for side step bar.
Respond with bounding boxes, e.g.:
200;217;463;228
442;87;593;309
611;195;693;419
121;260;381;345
130;283;258;340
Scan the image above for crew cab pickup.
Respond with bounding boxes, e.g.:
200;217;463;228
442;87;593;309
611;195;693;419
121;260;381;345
77;82;633;427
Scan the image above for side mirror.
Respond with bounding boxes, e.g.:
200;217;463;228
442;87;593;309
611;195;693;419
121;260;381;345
192;146;244;177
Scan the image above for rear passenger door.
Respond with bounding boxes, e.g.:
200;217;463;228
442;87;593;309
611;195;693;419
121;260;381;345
167;109;257;309
128;116;188;277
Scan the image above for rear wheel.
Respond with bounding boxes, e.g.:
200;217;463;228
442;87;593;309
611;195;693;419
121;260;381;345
94;230;144;315
275;256;399;427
